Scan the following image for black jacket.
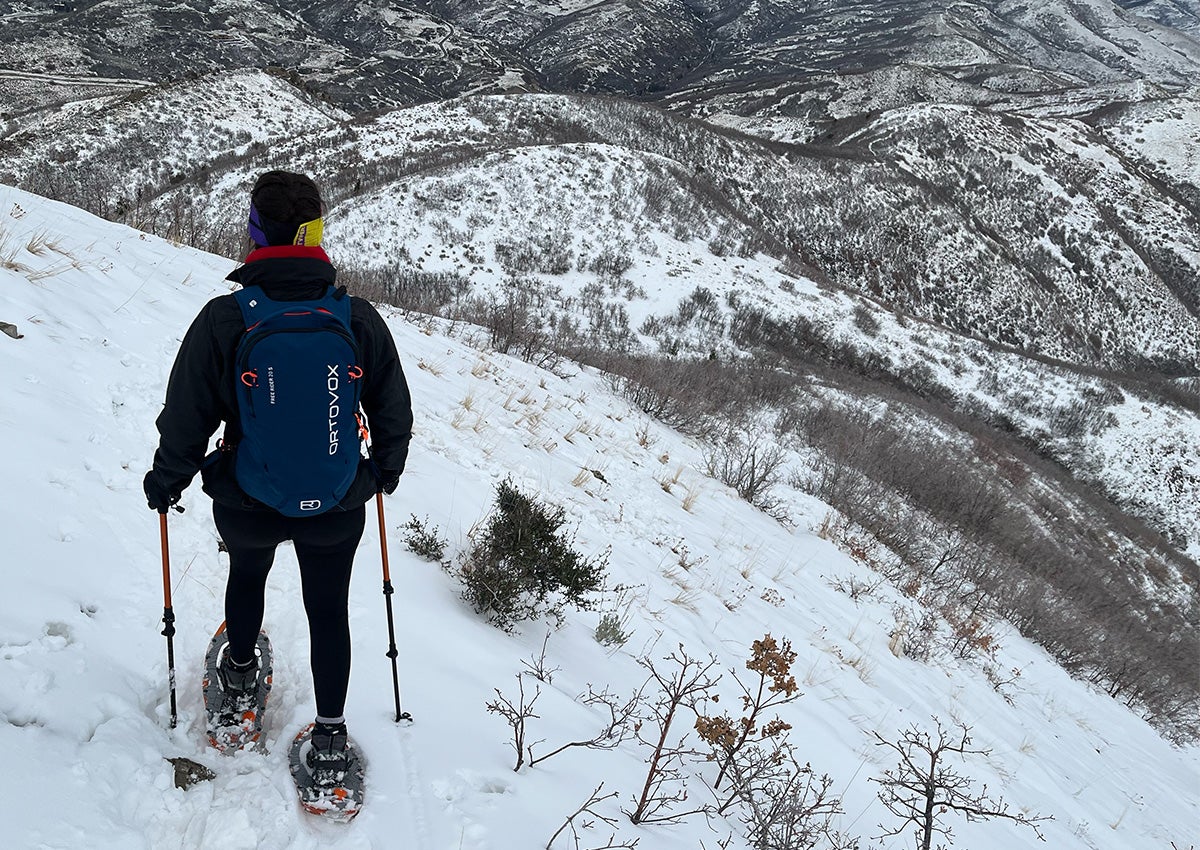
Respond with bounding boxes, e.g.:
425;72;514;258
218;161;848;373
148;245;413;511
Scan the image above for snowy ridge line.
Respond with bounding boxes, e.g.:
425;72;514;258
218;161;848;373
0;68;151;88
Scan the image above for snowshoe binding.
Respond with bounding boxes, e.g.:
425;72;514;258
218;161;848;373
202;622;272;753
288;722;366;822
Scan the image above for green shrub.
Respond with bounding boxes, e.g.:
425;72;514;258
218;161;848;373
594;611;630;648
459;480;608;631
402;514;448;562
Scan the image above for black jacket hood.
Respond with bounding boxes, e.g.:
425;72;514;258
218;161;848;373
226;245;337;300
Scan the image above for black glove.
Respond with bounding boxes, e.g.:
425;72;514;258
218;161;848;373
378;468;401;496
143;471;182;513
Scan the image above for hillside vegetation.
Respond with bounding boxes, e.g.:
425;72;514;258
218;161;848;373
1;0;1197;749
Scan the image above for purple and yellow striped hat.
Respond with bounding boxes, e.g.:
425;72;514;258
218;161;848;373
248;171;325;247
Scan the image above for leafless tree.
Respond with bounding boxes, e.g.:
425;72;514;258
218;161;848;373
626;645;721;825
872;718;1049;850
703;427;789;517
486;674;541;772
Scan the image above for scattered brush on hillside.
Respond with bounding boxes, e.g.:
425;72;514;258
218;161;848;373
729;298;1200;549
787;395;1197;736
604;337;1198;739
342;265;638;368
348;251;1200;740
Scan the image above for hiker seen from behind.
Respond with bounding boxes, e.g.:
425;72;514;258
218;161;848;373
143;170;413;818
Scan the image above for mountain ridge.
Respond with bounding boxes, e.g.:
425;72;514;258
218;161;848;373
4;0;1198;117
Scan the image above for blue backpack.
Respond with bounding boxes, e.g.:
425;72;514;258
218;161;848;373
231;284;364;516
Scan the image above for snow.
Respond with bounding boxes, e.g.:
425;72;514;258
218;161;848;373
1099;92;1200;192
0;183;1197;849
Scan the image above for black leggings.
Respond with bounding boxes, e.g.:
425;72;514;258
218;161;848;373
213;502;366;719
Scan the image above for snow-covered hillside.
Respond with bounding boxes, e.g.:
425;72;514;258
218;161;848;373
68;89;1197;556
2;187;1197;848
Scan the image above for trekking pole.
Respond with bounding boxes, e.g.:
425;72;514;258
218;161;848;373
159;511;178;729
376;491;411;723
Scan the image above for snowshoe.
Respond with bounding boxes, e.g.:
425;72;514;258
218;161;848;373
288;722;367;822
202;622;272;753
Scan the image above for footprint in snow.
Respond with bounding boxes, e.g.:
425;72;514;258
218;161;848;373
432;770;514;850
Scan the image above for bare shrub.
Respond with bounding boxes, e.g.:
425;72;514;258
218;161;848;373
826;572;884;603
726;748;848;850
587;244;635;277
605;355;794;436
852;303;881;336
626;645;721;825
703;427;788;517
547;784;640;849
639;287;728;352
341;262;471;316
495;227;574;275
463;286;557;361
521;630;560;684
872;718;1050;849
528;685;644;767
401;514;447;562
487;674;541;771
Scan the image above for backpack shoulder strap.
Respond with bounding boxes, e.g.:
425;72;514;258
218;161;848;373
234;285;351;329
317;285;353;329
233;285;273;330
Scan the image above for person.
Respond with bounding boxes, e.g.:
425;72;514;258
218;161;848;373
144;171;413;780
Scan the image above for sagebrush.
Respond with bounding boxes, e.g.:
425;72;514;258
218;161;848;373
458;479;608;631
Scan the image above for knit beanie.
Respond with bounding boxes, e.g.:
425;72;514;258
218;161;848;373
248;171;324;247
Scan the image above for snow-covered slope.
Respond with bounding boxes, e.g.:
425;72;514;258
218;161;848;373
0;69;349;226
1116;0;1200;34
1094;93;1200;210
839;101;1200;359
1;186;1196;849
18;85;1189;371
4;83;1198;552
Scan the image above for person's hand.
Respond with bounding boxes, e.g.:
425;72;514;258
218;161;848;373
378;469;401;496
143;471;181;513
